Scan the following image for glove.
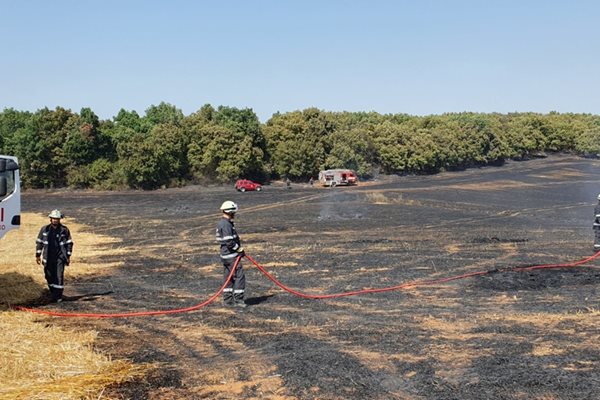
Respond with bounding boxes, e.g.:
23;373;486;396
236;247;245;256
36;256;41;265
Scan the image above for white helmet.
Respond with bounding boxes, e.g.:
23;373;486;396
597;193;600;201
48;209;63;219
220;201;238;214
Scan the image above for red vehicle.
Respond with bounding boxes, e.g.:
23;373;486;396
235;179;262;192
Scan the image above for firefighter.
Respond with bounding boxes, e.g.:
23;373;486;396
215;201;247;308
594;194;600;253
35;210;73;303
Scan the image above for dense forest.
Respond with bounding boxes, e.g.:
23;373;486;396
1;103;599;190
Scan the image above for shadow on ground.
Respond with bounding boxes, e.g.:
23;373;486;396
22;155;600;399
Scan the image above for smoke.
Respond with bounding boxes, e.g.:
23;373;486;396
317;191;365;221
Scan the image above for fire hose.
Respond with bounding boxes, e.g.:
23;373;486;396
245;252;600;298
16;251;600;318
15;257;241;318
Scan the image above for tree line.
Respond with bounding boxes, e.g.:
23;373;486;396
0;103;598;190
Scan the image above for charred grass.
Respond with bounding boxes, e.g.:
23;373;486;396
17;155;600;399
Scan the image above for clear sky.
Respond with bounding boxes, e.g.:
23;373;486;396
1;0;599;122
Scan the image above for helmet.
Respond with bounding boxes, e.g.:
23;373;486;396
597;193;600;201
220;201;238;214
48;209;63;219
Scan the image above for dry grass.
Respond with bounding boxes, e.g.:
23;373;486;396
365;191;420;206
0;312;147;400
0;213;130;306
415;309;600;388
0;213;151;400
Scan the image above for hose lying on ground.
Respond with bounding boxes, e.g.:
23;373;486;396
16;251;600;318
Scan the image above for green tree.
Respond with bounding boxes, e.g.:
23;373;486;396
264;108;333;179
144;102;184;126
0;108;32;153
117;123;188;189
575;127;600;157
10;107;76;187
325;127;376;176
373;121;411;174
505;113;548;157
188;106;266;182
64;108;111;166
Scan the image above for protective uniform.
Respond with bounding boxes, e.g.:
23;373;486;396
36;210;73;302
215;201;246;307
594;196;600;252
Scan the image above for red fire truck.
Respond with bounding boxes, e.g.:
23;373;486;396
318;169;358;187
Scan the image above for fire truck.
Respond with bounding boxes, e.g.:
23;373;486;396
318;169;358;187
0;155;20;239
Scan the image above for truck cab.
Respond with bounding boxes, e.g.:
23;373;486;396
0;155;21;239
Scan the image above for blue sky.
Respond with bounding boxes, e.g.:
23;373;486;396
1;0;599;122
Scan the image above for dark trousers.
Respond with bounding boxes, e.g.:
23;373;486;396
44;258;66;301
222;257;246;304
594;226;600;250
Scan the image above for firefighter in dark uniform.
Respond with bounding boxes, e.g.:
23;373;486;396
215;201;247;308
35;209;73;303
594;194;600;253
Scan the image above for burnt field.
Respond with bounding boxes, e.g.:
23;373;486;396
23;155;600;400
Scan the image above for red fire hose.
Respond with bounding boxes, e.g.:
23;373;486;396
16;256;241;318
16;251;600;318
245;251;600;299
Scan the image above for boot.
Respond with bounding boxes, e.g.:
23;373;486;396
234;300;247;308
223;293;234;306
233;293;246;308
50;287;63;303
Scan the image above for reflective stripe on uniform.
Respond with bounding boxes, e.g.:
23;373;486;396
49;284;64;289
223;288;233;292
233;289;244;294
216;235;237;241
221;253;239;259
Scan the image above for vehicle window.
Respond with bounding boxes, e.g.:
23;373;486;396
0;170;15;201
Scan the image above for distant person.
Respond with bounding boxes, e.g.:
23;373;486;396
286;177;291;189
309;177;314;186
594;194;600;253
215;201;247;308
35;210;73;303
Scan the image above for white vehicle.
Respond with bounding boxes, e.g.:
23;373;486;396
318;169;358;187
0;155;20;239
